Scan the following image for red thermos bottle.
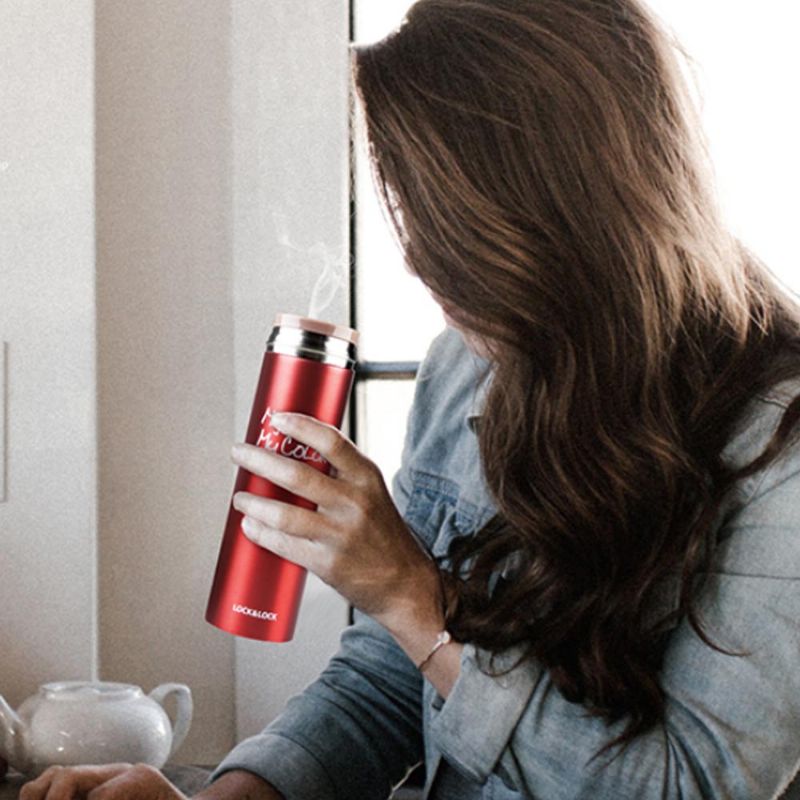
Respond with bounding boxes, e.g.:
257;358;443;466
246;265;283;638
205;313;358;642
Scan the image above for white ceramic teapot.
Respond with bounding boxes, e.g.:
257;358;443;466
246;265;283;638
0;681;193;777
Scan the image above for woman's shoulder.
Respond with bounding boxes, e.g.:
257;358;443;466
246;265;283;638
398;326;495;506
721;375;800;486
415;325;490;387
712;375;800;576
407;326;491;442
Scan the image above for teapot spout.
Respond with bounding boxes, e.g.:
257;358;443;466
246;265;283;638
0;694;26;772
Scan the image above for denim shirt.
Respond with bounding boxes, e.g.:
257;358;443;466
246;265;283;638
208;326;800;800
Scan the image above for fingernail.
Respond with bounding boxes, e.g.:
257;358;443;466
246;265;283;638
241;516;257;537
231;443;244;459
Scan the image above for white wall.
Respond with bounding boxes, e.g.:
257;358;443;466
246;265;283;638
230;0;351;739
0;0;98;702
1;0;351;766
94;0;236;763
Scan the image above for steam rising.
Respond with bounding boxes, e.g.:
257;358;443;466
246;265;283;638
273;211;350;322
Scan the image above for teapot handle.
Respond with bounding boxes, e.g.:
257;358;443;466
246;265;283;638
149;683;193;761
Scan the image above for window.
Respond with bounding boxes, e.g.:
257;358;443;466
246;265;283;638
644;0;799;294
350;1;444;487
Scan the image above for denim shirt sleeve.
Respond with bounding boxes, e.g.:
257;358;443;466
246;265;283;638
428;392;800;799
205;465;425;800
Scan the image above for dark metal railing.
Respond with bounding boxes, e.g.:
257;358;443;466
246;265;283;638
354;361;420;381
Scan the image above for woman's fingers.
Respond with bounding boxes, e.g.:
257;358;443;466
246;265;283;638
230;414;378;511
226;411;426;604
86;763;185;799
19;763;186;800
238;516;323;573
230;443;341;508
20;764;132;800
268;412;367;479
233;492;324;539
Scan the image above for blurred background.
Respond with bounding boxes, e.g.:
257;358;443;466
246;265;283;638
0;0;797;765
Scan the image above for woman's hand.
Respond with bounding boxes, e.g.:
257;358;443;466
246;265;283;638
19;763;187;800
230;412;443;628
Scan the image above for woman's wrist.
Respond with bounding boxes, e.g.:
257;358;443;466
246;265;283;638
375;560;463;697
389;607;463;698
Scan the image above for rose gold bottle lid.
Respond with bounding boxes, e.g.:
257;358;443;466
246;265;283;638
275;313;360;346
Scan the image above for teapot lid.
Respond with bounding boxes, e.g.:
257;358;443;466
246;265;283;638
41;681;142;701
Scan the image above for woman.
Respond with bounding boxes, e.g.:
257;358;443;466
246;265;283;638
21;0;800;798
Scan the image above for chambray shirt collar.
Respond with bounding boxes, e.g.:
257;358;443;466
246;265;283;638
466;358;493;433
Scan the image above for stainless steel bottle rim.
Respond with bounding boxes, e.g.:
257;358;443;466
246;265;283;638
266;324;357;369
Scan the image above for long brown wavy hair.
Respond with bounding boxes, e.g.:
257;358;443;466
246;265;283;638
352;0;800;748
